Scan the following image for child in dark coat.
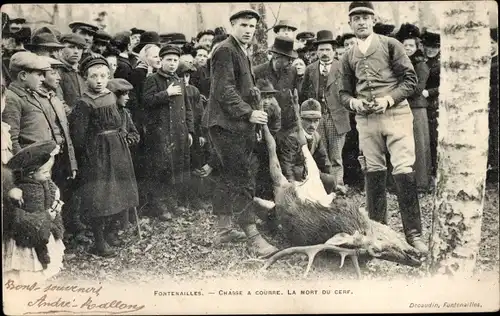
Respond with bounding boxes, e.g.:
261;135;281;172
69;56;139;257
3;140;65;283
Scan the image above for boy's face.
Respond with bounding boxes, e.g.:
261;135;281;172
162;54;180;73
31;156;55;181
117;92;130;107
344;37;357;50
43;68;61;91
301;117;321;135
194;48;208;67
61;43;83;65
74;28;94;48
21;70;45;91
86;64;110;93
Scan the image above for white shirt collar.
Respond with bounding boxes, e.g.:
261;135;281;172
356;32;375;54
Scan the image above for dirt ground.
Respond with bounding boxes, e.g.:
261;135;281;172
55;183;499;284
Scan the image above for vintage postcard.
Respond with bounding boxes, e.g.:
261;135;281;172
1;1;499;315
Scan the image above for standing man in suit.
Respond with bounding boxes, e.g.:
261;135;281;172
301;30;351;190
339;1;427;254
207;9;278;257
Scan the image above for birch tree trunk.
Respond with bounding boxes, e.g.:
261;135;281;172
249;2;268;66
195;3;204;33
428;1;491;278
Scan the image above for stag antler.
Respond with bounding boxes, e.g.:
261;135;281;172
260;243;366;278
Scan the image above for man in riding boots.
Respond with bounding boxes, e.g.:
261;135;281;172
339;1;427;254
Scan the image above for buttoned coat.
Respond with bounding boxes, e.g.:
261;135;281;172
142;69;194;184
3;83;78;174
56;62;86;112
301;60;351;134
207;35;257;134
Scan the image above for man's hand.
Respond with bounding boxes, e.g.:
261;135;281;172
373;97;389;114
8;188;23;206
350;98;371;114
422;89;429;98
67;170;77;180
188;134;193;147
166;83;182;96
199;137;207;147
249;110;268;124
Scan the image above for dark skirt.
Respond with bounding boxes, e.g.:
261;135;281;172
79;131;139;218
412;108;432;191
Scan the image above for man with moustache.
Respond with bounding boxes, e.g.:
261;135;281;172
207;9;278;256
301;30;350;192
56;33;87;115
254;36;299;128
339;2;426;254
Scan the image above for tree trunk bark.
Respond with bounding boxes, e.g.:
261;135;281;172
249;2;268;66
428;1;491;278
195;3;204;33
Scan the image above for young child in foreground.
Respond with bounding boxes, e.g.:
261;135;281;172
69;56;139;257
3;140;65;283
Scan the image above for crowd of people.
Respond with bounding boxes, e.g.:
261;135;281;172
1;1;498;282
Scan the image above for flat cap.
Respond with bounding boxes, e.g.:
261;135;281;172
348;1;375;16
59;33;87;48
9;51;52;72
229;9;260;22
40;56;64;68
7;140;59;173
159;44;182;58
296;31;315;40
68;21;99;34
300;98;322;119
79;55;109;74
94;30;112;44
107;78;134;93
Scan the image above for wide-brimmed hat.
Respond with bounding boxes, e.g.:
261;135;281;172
395;23;421;43
269;36;298;59
314;30;338;46
25;32;65;50
133;31;161;53
31;26;61;41
373;22;395;37
421;29;440;47
229;9;260;22
348;1;375;16
273;19;297;33
256;78;278;94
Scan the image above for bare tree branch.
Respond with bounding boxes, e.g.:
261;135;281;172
36;4;54;21
264;3;282;33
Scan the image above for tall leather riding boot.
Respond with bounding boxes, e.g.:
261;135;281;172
365;171;388;224
91;217;116;257
214;215;246;244
393;172;428;254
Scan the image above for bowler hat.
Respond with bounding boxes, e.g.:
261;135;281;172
107;78;134;94
229;9;260;23
130;27;145;35
269;36;298;59
59;33;87;48
421;29;440;47
256;78;278;94
273;19;297;33
314;30;338;46
69;21;99;34
9;51;52;72
395;23;421;43
296;31;315;41
373;22;395;36
25;33;65;50
7;140;59;174
159;44;182;58
165;33;187;44
348;1;375;16
133;31;161;53
300;98;322;119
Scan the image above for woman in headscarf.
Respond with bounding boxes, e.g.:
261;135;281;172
395;23;431;193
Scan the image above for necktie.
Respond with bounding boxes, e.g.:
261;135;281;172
320;62;331;76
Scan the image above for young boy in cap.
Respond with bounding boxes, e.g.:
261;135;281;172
106;77;140;230
57;33;87;114
339;1;427;254
69;56;139;256
142;45;194;221
91;29;111;55
3;140;65;282
69;21;99;60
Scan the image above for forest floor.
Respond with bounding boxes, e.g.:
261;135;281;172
55;182;499;284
